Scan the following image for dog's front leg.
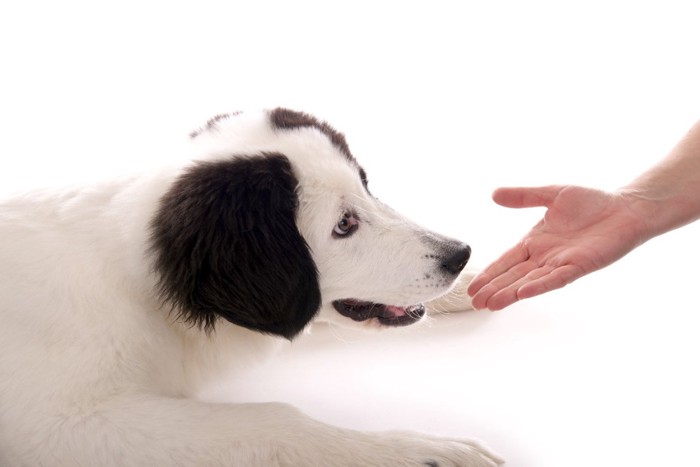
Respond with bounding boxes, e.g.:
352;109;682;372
425;269;479;314
44;396;501;466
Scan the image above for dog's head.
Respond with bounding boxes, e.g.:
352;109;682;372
150;109;470;339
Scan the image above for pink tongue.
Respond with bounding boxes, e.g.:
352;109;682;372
384;305;407;317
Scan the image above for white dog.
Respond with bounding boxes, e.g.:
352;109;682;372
0;109;502;466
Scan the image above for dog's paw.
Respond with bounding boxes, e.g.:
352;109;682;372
426;269;478;314
357;431;503;467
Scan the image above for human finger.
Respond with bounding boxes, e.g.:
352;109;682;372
469;257;541;310
467;245;530;298
516;264;586;299
480;265;555;310
492;185;563;209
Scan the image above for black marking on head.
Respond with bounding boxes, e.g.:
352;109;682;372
268;107;369;190
150;153;320;339
189;112;243;139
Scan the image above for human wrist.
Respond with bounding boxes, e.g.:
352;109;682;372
613;188;659;244
615;184;694;243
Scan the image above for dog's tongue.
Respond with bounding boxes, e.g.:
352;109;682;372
383;305;407;317
339;300;408;319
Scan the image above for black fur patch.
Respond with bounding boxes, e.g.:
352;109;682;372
150;153;320;339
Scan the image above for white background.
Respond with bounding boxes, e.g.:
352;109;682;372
2;1;699;466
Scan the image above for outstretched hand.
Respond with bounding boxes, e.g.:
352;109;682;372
467;185;648;310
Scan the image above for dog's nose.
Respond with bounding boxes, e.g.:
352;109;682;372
441;244;471;275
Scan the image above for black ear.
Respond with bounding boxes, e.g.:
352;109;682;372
150;153;320;340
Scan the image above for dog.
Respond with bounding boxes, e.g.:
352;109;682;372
0;108;502;466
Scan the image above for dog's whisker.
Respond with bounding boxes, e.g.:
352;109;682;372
326;321;358;344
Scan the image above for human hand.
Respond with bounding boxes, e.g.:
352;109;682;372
467;185;648;310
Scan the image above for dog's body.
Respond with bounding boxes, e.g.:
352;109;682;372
0;109;501;466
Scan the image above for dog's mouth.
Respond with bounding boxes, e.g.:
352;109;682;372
332;299;426;326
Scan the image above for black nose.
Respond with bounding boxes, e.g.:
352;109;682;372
441;244;471;275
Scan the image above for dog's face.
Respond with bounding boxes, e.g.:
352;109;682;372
150;109;469;339
293;144;470;330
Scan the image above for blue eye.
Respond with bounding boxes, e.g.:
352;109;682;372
333;212;359;238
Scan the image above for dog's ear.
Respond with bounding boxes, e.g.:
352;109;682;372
150;153;320;340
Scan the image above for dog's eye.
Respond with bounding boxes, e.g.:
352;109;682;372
333;212;359;238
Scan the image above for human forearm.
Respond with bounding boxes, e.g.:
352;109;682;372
617;119;700;242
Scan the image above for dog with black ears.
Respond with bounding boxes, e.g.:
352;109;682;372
0;108;502;466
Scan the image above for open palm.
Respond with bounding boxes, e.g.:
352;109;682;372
468;185;647;310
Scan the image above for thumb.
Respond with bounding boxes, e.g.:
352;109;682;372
492;185;563;209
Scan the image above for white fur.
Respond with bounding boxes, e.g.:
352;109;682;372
0;110;501;466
